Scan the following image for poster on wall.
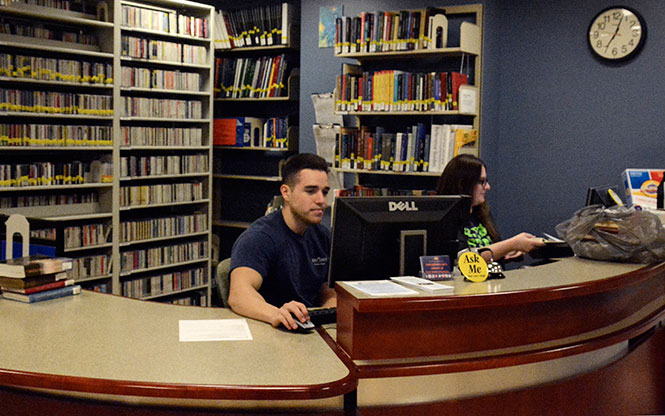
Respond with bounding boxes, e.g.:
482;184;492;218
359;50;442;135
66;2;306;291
319;5;342;48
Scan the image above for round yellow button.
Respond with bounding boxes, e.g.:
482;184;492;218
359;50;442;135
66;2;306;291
458;251;489;282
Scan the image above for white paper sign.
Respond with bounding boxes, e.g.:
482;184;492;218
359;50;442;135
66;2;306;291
179;319;253;342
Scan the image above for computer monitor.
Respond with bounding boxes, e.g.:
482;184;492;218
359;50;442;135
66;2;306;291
586;185;622;207
327;195;470;286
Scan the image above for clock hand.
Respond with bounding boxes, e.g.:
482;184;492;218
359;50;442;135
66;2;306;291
604;15;623;52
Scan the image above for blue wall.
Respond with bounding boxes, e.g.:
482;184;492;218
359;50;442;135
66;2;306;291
299;0;665;240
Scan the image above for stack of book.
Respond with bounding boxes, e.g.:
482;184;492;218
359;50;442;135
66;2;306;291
0;255;80;303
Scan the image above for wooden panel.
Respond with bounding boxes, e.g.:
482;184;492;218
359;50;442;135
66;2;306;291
336;263;665;360
357;325;665;416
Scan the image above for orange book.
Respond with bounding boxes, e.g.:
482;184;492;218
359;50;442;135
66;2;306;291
213;118;237;146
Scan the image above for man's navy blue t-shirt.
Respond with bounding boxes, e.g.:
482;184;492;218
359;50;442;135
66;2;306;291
230;210;331;308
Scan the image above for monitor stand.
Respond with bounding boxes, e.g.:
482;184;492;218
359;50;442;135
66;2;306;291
399;230;427;276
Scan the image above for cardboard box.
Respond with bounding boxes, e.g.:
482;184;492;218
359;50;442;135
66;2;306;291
622;168;664;209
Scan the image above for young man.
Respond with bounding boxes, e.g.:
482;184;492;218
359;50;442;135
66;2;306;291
228;153;335;331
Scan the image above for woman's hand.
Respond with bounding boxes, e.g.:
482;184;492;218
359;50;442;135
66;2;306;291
508;233;546;253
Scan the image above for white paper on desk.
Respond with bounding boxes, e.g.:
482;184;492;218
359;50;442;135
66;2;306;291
344;280;419;296
179;319;253;342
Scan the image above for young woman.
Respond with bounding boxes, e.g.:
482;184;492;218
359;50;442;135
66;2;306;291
437;154;544;263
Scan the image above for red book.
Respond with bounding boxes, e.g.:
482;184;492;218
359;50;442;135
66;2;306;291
268;55;282;97
451;72;469;110
4;279;75;295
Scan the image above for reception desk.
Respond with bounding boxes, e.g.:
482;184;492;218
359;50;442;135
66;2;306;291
1;257;664;415
335;257;665;415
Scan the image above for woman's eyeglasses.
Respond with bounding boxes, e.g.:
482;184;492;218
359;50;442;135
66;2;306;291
477;178;489;187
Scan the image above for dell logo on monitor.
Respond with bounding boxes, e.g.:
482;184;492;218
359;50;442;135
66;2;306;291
388;201;419;212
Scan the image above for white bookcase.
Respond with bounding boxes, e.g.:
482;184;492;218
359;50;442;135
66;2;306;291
0;0;214;305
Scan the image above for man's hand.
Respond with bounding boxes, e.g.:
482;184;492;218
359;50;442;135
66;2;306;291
272;300;309;330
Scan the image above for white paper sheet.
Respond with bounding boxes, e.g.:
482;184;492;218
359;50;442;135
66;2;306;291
179;319;253;342
344;280;419;296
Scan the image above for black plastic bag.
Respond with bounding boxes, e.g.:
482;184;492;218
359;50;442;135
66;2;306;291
555;205;665;263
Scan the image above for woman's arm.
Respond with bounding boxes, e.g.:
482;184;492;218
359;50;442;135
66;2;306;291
480;232;545;262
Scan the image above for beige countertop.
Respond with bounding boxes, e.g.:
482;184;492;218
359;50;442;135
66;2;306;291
0;291;350;389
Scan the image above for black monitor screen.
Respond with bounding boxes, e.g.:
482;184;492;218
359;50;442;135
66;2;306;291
328;195;470;286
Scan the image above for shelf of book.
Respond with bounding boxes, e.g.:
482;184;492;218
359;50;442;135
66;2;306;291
213;220;251;229
115;0;213;305
0;147;114;151
212;2;300;266
119;199;210;211
214;146;291;152
63;242;114;253
120;257;209;277
119;88;209;96
119;172;210;181
0;3;113;27
332;167;441;177
119;57;209;69
120;230;209;247
0;0;215;305
331;4;483;196
213;174;281;182
139;283;209;300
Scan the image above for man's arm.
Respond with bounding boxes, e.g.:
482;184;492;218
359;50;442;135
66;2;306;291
227;266;309;330
319;283;337;308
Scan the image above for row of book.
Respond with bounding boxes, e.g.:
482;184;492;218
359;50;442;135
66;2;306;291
335;8;446;54
213;117;289;148
335;185;435;197
168;293;207;306
0;159;113;187
120;212;208;243
121;266;208;299
214;3;291;49
31;227;56;240
120;240;208;273
120;181;204;207
0;192;97;209
214;55;289;98
0;89;113;115
334;124;478;173
121;3;209;39
337;67;468;112
63;223;113;249
121;97;202;119
0;124;113;147
71;253;111;280
120;126;203;147
0;17;97;46
0;54;112;85
3;0;76;11
0;255;80;303
64;223;111;249
121;36;208;65
120;67;200;91
120;154;209;178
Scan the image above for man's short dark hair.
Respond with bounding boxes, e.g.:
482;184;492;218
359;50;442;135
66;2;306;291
281;153;329;186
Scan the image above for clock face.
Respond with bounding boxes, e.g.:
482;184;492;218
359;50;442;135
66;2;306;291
588;7;646;61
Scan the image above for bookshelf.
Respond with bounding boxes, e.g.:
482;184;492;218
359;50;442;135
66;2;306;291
0;0;214;306
117;0;213;306
0;0;115;291
211;1;300;263
331;4;483;196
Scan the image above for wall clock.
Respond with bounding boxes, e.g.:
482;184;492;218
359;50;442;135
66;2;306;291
588;6;646;61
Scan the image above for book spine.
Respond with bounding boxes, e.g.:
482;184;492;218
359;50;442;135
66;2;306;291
17;279;75;295
3;284;81;303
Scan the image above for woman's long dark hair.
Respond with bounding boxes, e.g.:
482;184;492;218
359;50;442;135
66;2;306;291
436;154;500;242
